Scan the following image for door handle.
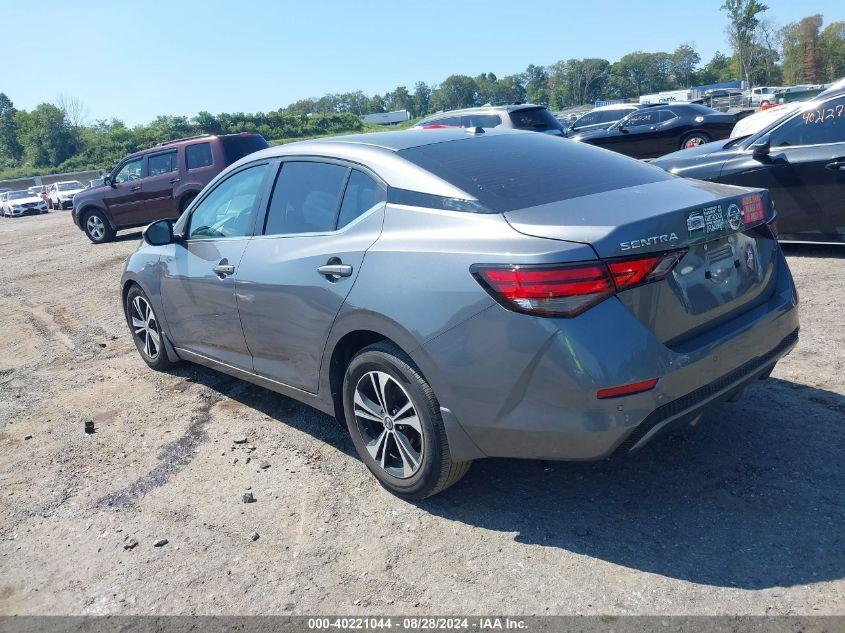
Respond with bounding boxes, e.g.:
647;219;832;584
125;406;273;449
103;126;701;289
316;263;353;279
212;264;235;278
169;177;181;184
825;160;845;172
130;185;141;191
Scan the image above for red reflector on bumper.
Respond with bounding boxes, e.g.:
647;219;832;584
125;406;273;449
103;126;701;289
596;378;659;399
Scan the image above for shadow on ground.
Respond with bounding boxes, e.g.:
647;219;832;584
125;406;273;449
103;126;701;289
781;242;845;259
168;361;845;591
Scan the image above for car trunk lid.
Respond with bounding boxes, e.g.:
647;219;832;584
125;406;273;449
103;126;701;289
504;178;778;345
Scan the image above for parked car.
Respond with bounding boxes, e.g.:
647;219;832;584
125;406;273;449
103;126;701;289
563;103;641;137
651;89;845;243
47;181;85;209
414;104;565;135
122;127;798;499
86;178;105;189
73;133;269;243
749;86;783;107
570;103;736;158
2;189;48;217
730;103;803;138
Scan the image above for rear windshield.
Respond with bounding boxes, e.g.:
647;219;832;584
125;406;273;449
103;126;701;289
508;108;562;132
397;133;671;212
220;135;269;164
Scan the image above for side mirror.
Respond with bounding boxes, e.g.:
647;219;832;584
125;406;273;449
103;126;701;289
103;175;114;188
143;219;174;246
752;136;771;159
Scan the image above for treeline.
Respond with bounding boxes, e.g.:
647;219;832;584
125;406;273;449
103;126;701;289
0;4;843;180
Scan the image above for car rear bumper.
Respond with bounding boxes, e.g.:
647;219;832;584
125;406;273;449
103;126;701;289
417;249;799;462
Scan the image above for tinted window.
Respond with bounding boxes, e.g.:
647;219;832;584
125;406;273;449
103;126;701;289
624;110;660;126
427;116;461;127
188;164;267;239
220;134;269;164
770;97;845;147
398;132;671;212
186;142;213;170
114;159;143;183
461;114;502;128
148;151;177;176
508;108;561;131
659;110;678;122
264;162;348;235
337;170;386;229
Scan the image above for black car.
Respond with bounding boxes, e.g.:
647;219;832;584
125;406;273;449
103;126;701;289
570;104;736;159
652;89;845;243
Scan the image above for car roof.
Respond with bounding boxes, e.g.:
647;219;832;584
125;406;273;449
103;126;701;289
236;128;539;199
420;103;547;119
593;104;638;111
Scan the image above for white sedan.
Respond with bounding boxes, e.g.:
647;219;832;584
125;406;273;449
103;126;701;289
2;190;48;217
48;180;85;210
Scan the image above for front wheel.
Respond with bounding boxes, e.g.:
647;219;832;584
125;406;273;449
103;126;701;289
84;210;115;243
681;132;710;150
342;342;471;499
125;285;173;371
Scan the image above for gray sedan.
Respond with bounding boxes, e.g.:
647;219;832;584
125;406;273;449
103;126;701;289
122;128;799;499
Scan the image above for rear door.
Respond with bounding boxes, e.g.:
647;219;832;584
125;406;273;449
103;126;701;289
236;160;387;392
140;150;180;222
719;95;845;241
103;156;146;226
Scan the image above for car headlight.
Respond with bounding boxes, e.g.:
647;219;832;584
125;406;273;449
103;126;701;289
11;205;22;210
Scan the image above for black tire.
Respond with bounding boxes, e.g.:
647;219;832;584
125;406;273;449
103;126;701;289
680;132;711;150
83;209;115;244
342;342;471;499
125;285;173;371
179;193;197;213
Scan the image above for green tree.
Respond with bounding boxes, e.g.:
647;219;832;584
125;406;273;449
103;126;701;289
522;64;549;105
721;0;769;86
19;104;75;167
820;21;845;80
781;15;825;84
0;93;23;164
385;85;414;115
413;82;432;116
430;75;478;111
670;44;701;87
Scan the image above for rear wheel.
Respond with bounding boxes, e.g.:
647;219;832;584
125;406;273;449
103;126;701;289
342;342;471;499
84;210;115;244
125;285;172;371
681;132;710;150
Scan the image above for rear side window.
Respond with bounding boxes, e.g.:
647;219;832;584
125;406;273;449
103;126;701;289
148;151;177;176
264;162;349;235
397;132;671;212
220;135;269;164
771;97;845;147
508;108;561;131
186;142;213;170
426;116;461;127
337;170;386;229
461;114;502;128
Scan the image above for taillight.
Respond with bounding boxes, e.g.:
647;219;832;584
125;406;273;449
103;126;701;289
472;250;685;318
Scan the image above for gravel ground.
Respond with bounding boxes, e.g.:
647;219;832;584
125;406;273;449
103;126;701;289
0;211;843;616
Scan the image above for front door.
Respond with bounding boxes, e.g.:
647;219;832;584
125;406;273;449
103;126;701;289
236;161;387;392
104;156;147;227
159;162;271;369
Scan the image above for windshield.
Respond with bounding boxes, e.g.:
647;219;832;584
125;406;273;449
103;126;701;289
509;108;562;132
9;191;29;200
397;132;670;213
58;181;83;191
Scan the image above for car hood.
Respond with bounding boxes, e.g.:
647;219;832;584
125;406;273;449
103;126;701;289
650;138;740;171
9;196;43;205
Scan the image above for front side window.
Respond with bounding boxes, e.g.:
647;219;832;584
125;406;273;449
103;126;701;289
114;159;143;183
337;170;386;229
186;142;214;170
187;164;268;239
770;97;845;147
623;110;660;126
148;151;177;176
264;161;348;235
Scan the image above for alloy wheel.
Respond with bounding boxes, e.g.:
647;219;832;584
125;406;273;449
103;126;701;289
684;136;707;149
130;295;161;360
353;371;424;479
86;215;106;241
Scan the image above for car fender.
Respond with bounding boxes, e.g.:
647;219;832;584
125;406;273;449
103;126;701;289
121;257;180;363
174;184;202;211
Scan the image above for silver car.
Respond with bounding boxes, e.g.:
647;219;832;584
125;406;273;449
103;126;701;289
122;128;799;499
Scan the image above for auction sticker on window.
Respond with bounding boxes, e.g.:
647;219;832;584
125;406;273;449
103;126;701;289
741;193;766;224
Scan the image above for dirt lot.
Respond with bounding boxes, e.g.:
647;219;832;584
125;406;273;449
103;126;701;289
0;211;843;616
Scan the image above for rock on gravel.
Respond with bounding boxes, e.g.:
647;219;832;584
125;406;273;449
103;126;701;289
242;491;255;503
153;539;168;547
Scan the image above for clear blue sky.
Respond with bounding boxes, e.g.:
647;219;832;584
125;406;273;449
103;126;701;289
1;0;842;125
